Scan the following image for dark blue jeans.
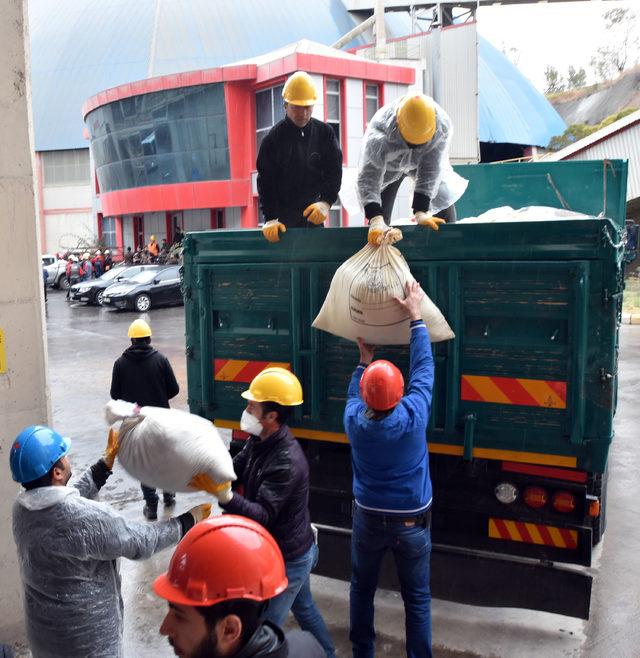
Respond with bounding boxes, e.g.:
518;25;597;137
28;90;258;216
265;542;336;657
350;506;432;658
141;484;173;505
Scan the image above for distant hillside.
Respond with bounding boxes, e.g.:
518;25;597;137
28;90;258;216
550;66;640;126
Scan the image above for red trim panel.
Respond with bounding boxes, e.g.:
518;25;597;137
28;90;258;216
100;180;252;216
501;461;588;484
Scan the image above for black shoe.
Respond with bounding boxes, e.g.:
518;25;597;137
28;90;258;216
143;503;158;521
163;493;176;507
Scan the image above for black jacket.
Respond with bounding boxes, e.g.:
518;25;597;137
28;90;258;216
221;425;315;560
234;622;324;657
110;344;179;408
256;116;342;227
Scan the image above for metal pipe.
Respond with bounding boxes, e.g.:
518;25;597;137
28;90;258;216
374;0;387;59
331;15;376;49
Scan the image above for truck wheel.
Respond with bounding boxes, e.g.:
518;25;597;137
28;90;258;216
135;294;151;312
590;467;608;546
58;275;70;291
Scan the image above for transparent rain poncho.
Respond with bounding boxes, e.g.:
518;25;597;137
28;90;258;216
12;466;181;658
357;97;468;216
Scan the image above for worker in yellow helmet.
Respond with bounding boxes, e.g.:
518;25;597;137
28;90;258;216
256;71;343;243
358;93;468;246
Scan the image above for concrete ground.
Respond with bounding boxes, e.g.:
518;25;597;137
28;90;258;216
14;291;640;657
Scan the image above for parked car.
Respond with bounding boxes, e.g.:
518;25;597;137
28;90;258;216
69;264;159;306
102;265;183;311
41;254;68;289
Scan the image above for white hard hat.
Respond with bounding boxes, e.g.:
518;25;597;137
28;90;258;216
104;249;110;254
95;250;102;255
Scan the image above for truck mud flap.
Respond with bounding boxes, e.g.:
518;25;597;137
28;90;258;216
315;524;592;620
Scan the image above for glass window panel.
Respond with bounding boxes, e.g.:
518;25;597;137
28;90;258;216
326;79;340;93
157;154;178;183
190;150;209;181
366;98;378;122
326;93;340;121
256;90;272;131
256;129;268;152
141;129;156;156
144;156;161;185
167;96;185;120
329;122;340;144
210;148;230;179
185;89;206;118
366;83;378;98
207;116;227;149
205;85;225;116
155;123;172;154
127;132;143;158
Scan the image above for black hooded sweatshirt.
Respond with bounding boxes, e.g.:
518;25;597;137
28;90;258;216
110;343;179;408
235;622;324;657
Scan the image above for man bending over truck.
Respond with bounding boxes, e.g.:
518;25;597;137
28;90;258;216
344;280;435;658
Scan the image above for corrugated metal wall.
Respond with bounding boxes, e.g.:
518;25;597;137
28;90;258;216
561;127;640;203
356;24;479;164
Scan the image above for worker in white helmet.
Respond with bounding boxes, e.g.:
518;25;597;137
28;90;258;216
358;93;468;246
256;71;343;243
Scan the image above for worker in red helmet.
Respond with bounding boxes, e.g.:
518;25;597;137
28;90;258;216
343;280;435;658
154;515;325;658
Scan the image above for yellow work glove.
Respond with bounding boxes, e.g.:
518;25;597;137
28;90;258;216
103;429;119;470
368;215;403;246
303;201;330;225
189;473;234;504
262;219;286;243
414;211;446;231
188;503;212;524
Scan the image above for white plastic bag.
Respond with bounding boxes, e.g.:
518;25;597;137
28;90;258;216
105;400;235;492
312;243;454;345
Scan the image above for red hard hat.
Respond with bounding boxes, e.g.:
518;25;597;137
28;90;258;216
360;360;404;411
153;515;288;606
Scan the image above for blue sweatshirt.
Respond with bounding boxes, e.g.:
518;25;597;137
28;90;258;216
344;320;434;514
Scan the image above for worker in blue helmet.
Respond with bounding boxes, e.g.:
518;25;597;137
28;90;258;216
10;425;212;658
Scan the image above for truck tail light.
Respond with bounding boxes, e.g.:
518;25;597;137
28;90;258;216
552;491;576;513
495;482;518;504
588;499;601;517
523;486;548;509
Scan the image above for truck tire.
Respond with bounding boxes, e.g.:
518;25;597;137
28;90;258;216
590;467;608;546
57;274;70;290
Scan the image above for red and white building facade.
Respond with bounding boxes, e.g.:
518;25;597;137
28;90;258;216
82;41;415;258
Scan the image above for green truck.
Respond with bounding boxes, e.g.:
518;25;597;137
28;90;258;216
183;160;628;619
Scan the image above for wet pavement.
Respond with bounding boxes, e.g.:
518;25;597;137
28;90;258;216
23;291;640;657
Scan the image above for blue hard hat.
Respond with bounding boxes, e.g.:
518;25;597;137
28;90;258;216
10;425;71;484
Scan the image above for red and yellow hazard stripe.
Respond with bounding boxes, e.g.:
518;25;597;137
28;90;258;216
489;518;577;549
214;359;290;383
461;375;567;409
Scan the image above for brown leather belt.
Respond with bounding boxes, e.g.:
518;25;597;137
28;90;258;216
359;507;432;528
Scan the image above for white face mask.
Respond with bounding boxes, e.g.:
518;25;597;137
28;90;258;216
240;409;263;436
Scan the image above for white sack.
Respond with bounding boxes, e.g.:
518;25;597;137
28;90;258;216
105;400;235;493
312;243;455;345
458;205;595;223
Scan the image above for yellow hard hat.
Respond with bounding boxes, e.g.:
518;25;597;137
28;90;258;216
282;71;317;107
128;319;152;339
150;235;156;242
241;367;303;406
396;94;437;145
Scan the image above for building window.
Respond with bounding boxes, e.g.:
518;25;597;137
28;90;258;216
364;83;380;125
101;217;117;248
86;83;230;194
42;149;90;186
256;84;285;152
327;204;342;228
326;79;341;144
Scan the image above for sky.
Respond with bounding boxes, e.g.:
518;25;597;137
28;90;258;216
476;0;640;92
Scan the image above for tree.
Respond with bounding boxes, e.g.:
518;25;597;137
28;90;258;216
590;8;639;81
544;66;565;94
566;66;587;90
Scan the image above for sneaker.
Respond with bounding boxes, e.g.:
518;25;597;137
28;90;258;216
163;494;176;508
143;503;158;521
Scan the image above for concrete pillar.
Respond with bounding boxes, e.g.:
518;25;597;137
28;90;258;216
0;0;51;646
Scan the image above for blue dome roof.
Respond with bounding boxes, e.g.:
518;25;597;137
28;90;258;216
29;0;564;151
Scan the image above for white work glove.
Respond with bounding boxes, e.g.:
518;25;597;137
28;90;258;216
414;211;446;231
262;219;286;243
188;503;212;524
303;201;330;225
367;215;403;246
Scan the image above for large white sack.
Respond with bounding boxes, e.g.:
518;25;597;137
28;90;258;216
312;243;454;345
105;400;235;493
